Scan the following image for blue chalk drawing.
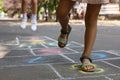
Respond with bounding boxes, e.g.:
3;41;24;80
92;52;107;59
28;57;44;63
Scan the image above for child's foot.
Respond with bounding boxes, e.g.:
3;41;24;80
20;19;27;29
80;56;96;72
31;21;37;31
58;25;71;48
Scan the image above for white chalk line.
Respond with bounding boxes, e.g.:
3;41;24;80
94;57;120;62
48;64;64;79
65;47;79;53
59;54;75;63
103;50;120;56
28;46;36;56
44;36;57;42
94;50;120;56
101;60;120;69
104;75;113;80
71;41;84;47
40;43;49;48
16;37;20;45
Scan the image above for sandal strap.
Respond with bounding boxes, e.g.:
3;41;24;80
61;25;71;34
80;56;92;63
81;62;95;68
58;37;67;44
61;30;70;34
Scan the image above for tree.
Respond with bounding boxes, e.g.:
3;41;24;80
38;0;59;21
0;0;3;12
3;0;60;21
3;0;21;17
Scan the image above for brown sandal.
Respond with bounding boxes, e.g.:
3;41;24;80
80;56;96;72
58;25;72;48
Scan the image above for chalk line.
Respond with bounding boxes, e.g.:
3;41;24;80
48;64;64;79
28;46;36;56
101;61;120;69
59;54;75;63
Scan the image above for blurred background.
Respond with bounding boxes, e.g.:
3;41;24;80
0;0;120;21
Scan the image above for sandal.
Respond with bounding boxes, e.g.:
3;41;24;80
58;25;72;48
80;56;96;72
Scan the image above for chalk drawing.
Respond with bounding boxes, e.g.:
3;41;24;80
34;48;62;55
47;42;58;47
31;40;46;45
92;52;107;59
18;40;45;48
27;57;44;63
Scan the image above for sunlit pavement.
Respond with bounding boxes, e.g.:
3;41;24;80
0;19;120;80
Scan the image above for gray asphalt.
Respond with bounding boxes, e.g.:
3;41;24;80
0;19;120;80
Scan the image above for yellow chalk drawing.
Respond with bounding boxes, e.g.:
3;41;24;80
71;64;104;74
31;40;46;45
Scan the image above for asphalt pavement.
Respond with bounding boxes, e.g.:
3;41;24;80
0;18;120;80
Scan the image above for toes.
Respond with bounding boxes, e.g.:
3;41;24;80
83;65;94;71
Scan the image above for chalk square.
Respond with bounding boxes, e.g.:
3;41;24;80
0;65;58;80
33;48;76;56
52;61;120;78
4;49;32;57
0;55;71;67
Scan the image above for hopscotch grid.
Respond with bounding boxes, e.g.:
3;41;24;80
2;48;120;62
5;36;84;55
41;36;78;63
16;36;36;57
44;36;83;54
1;36;120;80
2;51;82;58
1;64;118;80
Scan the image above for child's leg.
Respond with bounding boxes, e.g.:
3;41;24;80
56;0;75;48
31;0;37;15
31;0;38;31
81;4;101;71
22;0;28;14
21;0;28;29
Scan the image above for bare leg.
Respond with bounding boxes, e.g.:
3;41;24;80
22;0;28;14
56;0;75;48
82;4;101;71
31;0;37;14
